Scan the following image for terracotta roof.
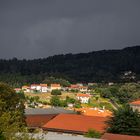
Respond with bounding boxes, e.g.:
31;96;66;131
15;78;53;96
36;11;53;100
77;93;90;97
22;86;30;89
102;133;140;140
43;114;107;133
130;100;140;105
51;84;61;87
26;114;56;128
76;108;112;117
40;84;48;87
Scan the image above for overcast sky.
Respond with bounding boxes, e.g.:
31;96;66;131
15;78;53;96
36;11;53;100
0;0;140;59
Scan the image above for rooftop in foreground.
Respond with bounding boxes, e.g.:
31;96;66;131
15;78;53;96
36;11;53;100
130;100;140;105
43;114;107;134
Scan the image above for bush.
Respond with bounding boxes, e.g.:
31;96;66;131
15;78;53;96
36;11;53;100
50;96;61;106
74;101;81;108
51;89;62;95
84;129;101;138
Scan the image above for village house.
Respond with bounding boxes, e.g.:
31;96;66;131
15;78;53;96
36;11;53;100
69;84;79;91
40;84;48;92
30;84;42;91
130;100;140;112
22;86;31;92
77;93;90;103
50;84;61;92
79;86;88;93
25;108;75;129
14;88;21;93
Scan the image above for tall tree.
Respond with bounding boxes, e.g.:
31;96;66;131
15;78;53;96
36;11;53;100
0;83;26;139
106;105;140;136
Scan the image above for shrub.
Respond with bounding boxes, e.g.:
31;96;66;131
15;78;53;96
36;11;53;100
84;129;101;138
51;89;62;95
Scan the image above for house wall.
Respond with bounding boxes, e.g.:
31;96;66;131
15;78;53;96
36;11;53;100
130;104;140;112
77;97;89;103
41;87;48;92
51;87;61;91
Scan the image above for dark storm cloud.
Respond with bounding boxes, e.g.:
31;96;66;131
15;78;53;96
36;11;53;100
0;0;140;59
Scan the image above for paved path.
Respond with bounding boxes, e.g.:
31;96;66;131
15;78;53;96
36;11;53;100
33;132;103;140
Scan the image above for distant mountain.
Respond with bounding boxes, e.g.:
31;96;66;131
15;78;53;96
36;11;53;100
0;46;140;83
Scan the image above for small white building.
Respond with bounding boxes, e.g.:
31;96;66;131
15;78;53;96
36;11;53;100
79;86;88;93
40;84;48;93
30;84;42;91
130;100;140;112
77;93;90;104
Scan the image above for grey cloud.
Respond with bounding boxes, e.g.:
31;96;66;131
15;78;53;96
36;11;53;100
0;0;140;59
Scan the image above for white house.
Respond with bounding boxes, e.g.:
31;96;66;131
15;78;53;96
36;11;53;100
40;84;48;93
79;86;88;93
30;84;42;91
130;100;140;112
77;93;90;104
50;84;61;92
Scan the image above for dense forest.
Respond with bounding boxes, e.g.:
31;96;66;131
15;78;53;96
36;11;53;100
0;46;140;85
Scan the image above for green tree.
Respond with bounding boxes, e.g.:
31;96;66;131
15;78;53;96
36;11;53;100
106;105;140;136
51;89;62;95
0;83;26;139
74;100;81;108
66;96;76;104
50;96;61;106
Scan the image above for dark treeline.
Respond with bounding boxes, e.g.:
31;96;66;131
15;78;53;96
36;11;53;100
0;46;140;85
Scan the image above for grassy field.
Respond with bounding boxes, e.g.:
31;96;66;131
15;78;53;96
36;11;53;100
25;92;114;110
25;92;77;102
82;97;114;111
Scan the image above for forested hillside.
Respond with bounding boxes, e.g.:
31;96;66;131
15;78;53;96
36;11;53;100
0;46;140;85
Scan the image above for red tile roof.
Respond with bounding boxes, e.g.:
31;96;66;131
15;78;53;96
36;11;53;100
22;86;30;89
40;84;48;87
70;85;79;88
102;133;140;140
26;114;56;128
51;84;61;87
130;100;140;105
43;114;107;134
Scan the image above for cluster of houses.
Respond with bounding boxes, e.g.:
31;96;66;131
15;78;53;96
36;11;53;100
14;83;90;93
15;84;61;93
14;82;116;94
